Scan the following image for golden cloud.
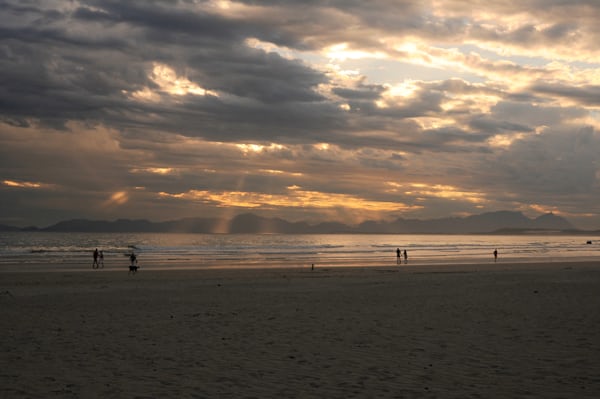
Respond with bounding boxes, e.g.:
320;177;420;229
3;179;43;188
158;186;414;213
130;167;176;175
102;191;129;208
124;63;218;102
404;183;487;204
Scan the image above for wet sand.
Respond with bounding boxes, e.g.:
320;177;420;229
1;262;600;398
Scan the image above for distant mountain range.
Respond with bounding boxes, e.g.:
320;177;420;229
0;211;593;234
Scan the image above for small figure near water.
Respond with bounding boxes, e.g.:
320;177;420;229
99;250;104;268
92;248;99;269
129;252;138;274
403;249;408;264
493;248;498;262
396;248;401;264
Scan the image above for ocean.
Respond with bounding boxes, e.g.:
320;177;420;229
1;232;599;271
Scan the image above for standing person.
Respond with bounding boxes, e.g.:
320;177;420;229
396;248;401;264
129;252;138;274
92;248;99;269
493;249;498;262
99;250;104;268
403;249;408;264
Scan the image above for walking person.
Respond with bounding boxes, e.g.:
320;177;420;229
403;249;408;264
493;249;498;262
99;250;104;268
92;248;99;269
396;248;401;264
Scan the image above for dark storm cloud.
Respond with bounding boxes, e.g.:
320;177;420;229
185;45;327;104
0;0;592;145
0;0;338;136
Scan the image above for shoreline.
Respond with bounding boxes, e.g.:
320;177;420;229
1;257;598;274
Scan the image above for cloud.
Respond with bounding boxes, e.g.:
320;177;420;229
530;83;600;107
1;0;600;228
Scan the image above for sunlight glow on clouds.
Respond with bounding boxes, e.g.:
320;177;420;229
404;184;487;204
487;133;526;149
159;187;415;213
326;43;388;62
3;179;43;188
528;204;563;216
259;169;303;177
151;63;218;97
126;63;218;102
245;38;296;60
130;167;176;175
237;143;285;155
102;191;129;208
3;0;600;228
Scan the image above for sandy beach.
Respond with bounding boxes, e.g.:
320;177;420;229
1;262;600;398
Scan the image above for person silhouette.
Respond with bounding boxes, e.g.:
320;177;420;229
396;248;401;264
403;249;408;264
493;249;498;262
92;248;99;269
99;250;104;268
129;252;138;274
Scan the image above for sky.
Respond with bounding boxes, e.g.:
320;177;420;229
2;0;600;229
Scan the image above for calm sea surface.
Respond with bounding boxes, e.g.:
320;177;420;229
1;232;599;271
